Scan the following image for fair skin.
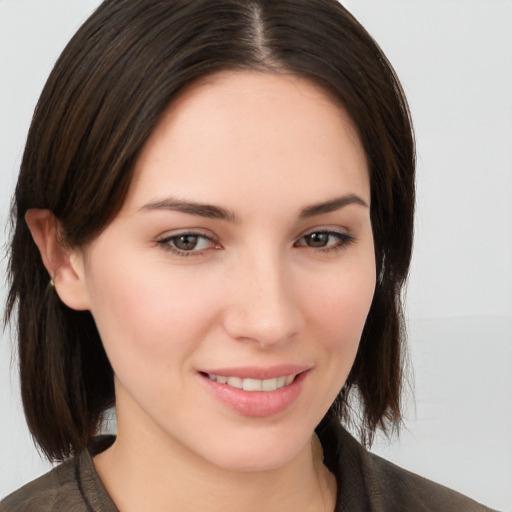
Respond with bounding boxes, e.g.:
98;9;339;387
27;71;375;512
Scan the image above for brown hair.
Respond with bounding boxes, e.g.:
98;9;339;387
6;0;414;461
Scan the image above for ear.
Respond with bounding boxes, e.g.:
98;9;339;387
25;209;91;311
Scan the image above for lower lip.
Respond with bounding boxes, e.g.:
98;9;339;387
198;371;308;417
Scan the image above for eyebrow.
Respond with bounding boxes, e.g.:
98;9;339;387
299;194;369;218
139;193;368;222
140;198;239;222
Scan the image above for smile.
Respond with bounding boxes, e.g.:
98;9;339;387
207;374;297;392
199;367;309;416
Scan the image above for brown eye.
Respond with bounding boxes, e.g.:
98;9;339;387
173;234;200;251
157;232;217;255
295;230;355;252
303;232;330;247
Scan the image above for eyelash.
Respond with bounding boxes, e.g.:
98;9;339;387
156;231;219;257
156;230;355;257
294;230;355;253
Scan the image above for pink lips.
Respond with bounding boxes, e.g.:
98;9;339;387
197;365;310;417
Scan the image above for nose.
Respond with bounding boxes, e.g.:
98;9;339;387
222;250;304;348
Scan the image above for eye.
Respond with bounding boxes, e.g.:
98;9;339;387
294;230;354;252
157;232;219;256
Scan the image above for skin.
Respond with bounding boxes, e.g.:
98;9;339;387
27;71;376;512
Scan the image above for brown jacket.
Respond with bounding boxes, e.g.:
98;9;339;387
0;417;498;511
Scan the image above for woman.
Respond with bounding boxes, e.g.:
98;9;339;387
0;1;497;510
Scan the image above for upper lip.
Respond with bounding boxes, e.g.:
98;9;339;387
199;364;311;380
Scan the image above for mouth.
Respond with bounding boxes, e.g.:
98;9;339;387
205;373;297;392
198;367;309;417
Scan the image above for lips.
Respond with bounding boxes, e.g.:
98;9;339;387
198;365;310;417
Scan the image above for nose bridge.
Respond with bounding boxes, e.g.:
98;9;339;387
223;246;302;346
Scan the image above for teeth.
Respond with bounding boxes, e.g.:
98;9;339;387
243;378;262;391
261;377;277;391
227;376;243;389
207;373;297;391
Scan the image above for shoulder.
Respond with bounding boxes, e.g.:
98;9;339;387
317;416;498;512
0;436;117;512
0;459;85;512
361;446;496;511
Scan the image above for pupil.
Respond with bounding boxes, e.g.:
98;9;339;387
307;233;329;247
175;235;198;250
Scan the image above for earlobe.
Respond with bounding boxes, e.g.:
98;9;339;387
25;209;91;311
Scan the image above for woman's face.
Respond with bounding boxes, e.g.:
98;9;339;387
76;71;375;471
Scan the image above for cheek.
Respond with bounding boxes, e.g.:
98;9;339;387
84;252;222;380
294;259;376;414
305;260;376;344
300;256;376;399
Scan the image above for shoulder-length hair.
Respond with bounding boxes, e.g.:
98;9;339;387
6;0;414;461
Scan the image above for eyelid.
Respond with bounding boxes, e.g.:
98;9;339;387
294;227;355;251
300;225;348;236
297;225;352;240
156;229;221;256
156;227;216;239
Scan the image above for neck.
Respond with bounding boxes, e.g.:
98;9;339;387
94;412;336;512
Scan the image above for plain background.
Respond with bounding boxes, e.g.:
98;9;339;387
0;1;510;510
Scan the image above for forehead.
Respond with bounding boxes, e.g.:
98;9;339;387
124;71;369;213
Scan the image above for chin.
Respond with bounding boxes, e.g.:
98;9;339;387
197;426;314;474
212;451;300;473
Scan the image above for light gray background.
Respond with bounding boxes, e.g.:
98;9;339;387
1;1;510;510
